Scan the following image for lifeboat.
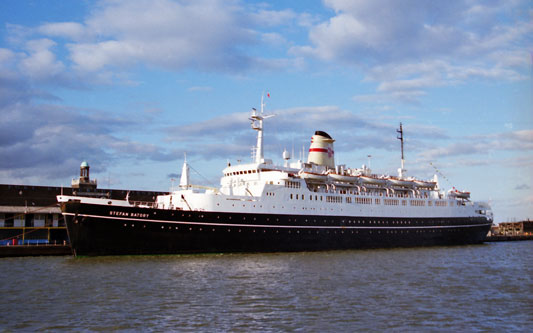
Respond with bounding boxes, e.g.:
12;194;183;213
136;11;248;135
387;177;415;187
328;172;359;183
358;175;387;186
413;180;437;189
299;171;328;182
448;188;470;199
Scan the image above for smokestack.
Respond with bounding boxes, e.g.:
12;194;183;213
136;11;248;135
307;131;335;169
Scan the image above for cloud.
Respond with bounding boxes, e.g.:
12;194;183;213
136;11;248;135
19;39;65;80
515;184;530;190
292;1;468;64
64;0;256;73
37;22;87;40
292;0;532;104
163;105;399;161
419;130;533;160
2;0;306;88
0;73;177;183
249;8;298;27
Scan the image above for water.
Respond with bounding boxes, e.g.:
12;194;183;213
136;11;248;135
1;242;531;332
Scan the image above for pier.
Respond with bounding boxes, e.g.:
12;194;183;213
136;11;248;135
0;244;72;257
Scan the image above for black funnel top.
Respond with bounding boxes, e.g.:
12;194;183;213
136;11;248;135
314;131;332;139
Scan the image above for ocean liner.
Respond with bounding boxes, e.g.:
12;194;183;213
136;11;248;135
58;98;493;256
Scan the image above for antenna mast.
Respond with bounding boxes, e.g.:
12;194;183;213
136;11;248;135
250;93;274;164
397;123;406;179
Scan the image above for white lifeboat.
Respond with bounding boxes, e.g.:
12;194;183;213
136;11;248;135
387;177;415;187
448;188;470;199
328;172;359;183
299;170;328;182
358;175;387;186
413;180;437;189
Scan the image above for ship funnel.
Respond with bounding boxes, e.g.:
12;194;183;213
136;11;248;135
307;131;335;169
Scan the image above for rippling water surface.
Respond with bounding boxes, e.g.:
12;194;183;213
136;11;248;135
1;241;531;331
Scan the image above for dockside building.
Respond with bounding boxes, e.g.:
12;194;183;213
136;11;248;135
0;162;166;245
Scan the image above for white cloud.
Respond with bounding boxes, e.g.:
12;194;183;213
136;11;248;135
64;0;255;72
19;39;65;80
294;0;531;104
0;72;177;183
163;105;395;160
260;32;287;46
0;48;15;64
419;130;533;160
249;8;297;27
38;22;87;40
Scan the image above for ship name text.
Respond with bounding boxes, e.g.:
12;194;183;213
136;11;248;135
109;211;150;218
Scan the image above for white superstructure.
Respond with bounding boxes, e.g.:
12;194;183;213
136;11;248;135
156;101;493;223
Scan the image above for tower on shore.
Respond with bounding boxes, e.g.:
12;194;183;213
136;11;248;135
72;161;97;190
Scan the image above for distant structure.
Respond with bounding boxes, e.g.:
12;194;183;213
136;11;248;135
0;161;166;245
489;220;533;236
71;161;97;191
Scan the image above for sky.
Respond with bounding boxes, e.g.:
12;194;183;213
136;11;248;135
0;0;531;222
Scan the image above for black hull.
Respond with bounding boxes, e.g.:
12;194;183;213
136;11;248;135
61;202;492;256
